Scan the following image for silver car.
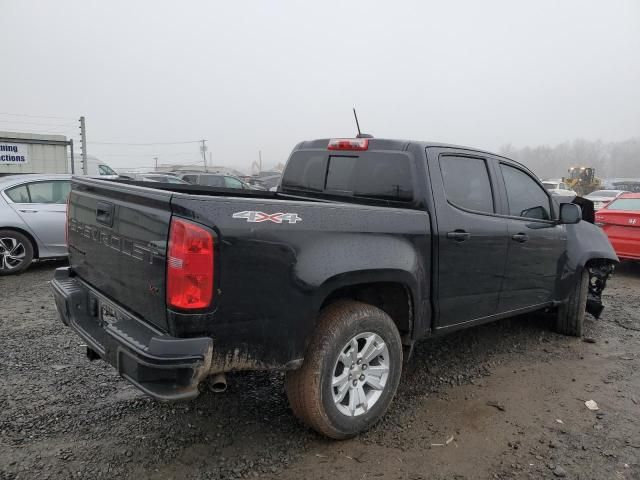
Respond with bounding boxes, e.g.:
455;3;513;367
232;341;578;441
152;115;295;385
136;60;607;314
0;174;71;275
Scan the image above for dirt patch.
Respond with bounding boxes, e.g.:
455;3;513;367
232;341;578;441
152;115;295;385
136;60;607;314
1;260;639;479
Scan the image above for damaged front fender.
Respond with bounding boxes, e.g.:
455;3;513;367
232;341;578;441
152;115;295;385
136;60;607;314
586;262;615;318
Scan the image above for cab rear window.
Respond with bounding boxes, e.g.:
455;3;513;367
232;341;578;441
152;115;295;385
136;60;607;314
281;151;413;202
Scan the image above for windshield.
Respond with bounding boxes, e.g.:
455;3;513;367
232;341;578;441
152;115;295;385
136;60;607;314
98;164;117;176
142;175;185;184
606;198;640;211
542;182;559;190
587;190;619;198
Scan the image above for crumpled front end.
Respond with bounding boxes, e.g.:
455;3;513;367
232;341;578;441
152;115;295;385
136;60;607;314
586;261;615;318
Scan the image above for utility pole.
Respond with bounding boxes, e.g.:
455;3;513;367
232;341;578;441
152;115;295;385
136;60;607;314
79;116;88;174
200;139;208;172
258;150;262;173
69;139;75;174
153;156;158;170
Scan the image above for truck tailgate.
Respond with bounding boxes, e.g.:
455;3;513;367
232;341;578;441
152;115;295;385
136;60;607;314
68;178;172;331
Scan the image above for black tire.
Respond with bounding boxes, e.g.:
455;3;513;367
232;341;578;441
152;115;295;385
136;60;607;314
555;269;589;336
285;300;403;439
0;230;34;276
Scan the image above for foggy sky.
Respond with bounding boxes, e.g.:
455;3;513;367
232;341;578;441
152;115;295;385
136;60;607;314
2;0;639;172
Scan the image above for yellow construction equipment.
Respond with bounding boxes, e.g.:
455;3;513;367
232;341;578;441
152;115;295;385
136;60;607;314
563;166;601;196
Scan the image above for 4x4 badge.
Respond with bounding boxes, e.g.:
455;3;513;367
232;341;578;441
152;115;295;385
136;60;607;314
232;211;302;224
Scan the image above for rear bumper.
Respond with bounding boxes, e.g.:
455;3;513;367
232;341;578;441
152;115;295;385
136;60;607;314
51;267;213;401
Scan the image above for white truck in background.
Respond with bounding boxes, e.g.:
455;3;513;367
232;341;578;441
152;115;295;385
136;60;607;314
0;131;117;178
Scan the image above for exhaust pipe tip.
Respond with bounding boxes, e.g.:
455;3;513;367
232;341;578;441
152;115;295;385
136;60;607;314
208;373;227;393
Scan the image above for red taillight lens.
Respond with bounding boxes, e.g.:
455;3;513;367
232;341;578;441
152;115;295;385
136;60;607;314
167;218;214;310
327;138;369;151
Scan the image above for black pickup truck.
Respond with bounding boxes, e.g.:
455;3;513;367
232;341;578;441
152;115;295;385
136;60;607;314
52;137;617;438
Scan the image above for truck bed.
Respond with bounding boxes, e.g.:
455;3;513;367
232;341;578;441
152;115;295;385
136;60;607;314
66;176;431;373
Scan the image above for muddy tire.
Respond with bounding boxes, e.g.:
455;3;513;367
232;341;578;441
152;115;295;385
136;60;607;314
555;269;589;337
0;230;34;276
285;300;403;439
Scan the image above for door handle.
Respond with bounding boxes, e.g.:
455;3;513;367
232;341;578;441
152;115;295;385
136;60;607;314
18;209;38;213
446;230;471;242
512;233;529;243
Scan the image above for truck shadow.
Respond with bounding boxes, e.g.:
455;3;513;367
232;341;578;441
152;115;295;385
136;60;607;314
613;260;640;276
127;309;575;477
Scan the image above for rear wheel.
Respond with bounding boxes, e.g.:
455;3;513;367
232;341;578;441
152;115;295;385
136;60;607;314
0;230;34;275
555;269;589;336
285;300;403;439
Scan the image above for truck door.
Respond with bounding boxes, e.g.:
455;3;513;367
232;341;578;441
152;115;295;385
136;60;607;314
427;149;509;329
496;163;567;311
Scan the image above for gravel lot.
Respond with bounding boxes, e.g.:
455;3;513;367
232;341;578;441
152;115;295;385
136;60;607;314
1;261;639;480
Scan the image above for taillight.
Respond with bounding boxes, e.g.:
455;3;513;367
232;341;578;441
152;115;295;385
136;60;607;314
167;217;214;310
328;138;369;151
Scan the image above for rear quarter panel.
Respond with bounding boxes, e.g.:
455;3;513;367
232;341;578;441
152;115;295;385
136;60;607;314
0;195;48;257
171;194;431;368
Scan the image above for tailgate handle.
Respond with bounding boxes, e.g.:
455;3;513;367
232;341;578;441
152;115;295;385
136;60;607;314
96;201;114;227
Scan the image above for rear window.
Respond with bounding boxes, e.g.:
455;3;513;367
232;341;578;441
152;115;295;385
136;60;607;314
281;153;327;192
281;151;413;202
607;198;640;211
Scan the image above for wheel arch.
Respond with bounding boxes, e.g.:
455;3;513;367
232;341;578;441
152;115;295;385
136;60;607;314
315;270;419;344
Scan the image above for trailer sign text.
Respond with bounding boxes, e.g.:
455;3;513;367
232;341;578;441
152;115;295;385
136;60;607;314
0;143;28;164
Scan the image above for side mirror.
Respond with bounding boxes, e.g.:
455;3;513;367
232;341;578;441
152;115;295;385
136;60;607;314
559;203;581;224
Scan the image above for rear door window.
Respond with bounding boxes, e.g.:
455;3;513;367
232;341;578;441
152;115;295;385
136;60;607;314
439;156;494;213
28;181;71;204
500;164;551;220
5;181;70;204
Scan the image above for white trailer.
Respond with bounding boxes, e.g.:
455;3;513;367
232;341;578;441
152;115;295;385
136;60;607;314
0;131;69;175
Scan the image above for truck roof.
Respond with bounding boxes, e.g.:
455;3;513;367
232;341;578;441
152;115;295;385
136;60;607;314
294;137;534;175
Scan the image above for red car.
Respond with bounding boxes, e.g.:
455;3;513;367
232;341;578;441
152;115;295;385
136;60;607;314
595;193;640;260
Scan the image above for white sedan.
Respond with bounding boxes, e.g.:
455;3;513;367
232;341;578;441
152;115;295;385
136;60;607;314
542;180;577;197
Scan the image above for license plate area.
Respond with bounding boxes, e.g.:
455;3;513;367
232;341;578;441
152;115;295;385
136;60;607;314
100;300;131;326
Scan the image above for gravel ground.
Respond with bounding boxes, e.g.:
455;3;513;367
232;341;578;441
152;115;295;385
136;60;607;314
1;260;639;479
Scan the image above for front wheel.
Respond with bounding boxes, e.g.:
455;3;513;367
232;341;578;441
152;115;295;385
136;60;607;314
285;300;403;439
555;269;589;336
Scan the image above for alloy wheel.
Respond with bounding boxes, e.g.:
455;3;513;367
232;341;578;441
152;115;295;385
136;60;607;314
331;332;390;417
0;237;26;271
